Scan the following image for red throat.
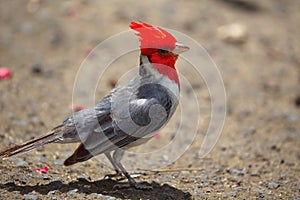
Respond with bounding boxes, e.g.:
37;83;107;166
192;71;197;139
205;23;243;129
148;53;180;87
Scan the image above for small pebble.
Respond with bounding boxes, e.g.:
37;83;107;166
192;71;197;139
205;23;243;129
47;190;59;195
23;194;38;200
220;146;227;151
181;170;190;175
205;188;212;193
268;181;280;189
107;197;117;200
209;179;218;185
250;173;260;177
231;191;237;197
31;64;43;74
11;158;28;167
67;188;79;196
258;189;265;198
43;176;50;180
217;23;248;44
279;173;286;180
54;160;64;165
270;145;280;152
226;168;246;176
285;162;295;166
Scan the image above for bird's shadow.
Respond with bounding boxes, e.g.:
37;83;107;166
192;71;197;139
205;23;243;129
0;178;191;200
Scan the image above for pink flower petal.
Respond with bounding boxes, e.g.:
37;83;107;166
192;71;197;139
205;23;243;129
35;166;49;173
69;104;84;112
155;132;161;138
0;67;12;79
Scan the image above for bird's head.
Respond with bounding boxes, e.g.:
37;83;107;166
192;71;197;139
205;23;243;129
130;22;189;85
130;22;189;67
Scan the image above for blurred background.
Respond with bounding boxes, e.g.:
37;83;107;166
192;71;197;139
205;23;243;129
0;0;299;199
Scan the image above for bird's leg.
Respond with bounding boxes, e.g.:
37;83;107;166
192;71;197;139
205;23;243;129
104;152;123;178
111;149;152;190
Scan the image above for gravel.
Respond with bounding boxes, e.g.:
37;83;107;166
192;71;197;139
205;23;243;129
268;182;280;189
11;158;28;167
0;0;299;199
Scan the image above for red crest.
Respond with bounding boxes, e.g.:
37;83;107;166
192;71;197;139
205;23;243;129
130;22;177;55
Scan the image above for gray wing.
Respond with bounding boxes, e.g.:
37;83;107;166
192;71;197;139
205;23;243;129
62;84;172;164
81;86;169;156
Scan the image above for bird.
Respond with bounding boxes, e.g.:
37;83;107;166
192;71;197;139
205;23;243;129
0;22;189;189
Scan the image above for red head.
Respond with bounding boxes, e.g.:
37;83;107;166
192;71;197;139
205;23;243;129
130;22;177;55
130;22;189;85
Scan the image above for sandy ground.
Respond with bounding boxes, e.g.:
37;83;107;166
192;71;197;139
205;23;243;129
0;0;299;199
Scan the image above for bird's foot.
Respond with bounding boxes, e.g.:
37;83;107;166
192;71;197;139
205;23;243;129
104;170;123;179
113;178;152;190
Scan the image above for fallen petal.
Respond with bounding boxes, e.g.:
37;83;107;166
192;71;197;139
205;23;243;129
0;67;12;79
35;166;49;173
69;104;84;112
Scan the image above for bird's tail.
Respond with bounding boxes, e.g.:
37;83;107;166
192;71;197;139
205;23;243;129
0;125;64;158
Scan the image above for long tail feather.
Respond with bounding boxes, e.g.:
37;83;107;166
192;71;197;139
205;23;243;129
0;125;64;158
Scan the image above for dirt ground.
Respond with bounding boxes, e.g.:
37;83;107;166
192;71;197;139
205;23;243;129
0;0;299;199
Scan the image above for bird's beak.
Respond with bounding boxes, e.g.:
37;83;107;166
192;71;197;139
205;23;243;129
172;42;190;55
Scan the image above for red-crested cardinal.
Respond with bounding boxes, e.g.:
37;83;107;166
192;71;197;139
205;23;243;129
0;22;189;189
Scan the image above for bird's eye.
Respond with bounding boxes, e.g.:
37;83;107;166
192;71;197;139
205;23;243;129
157;49;169;55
